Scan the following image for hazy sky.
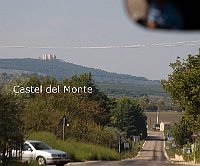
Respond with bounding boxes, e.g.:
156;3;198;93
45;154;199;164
0;0;200;80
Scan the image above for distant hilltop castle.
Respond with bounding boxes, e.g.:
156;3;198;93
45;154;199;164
41;54;56;60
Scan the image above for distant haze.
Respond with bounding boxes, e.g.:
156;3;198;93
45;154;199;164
0;0;199;80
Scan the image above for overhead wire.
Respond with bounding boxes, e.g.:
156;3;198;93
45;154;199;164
0;40;199;49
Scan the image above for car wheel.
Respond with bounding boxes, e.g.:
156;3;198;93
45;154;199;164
37;156;47;166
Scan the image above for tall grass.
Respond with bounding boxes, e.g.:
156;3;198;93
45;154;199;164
0;160;39;166
28;132;121;161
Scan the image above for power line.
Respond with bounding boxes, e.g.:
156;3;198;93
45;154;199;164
0;40;199;49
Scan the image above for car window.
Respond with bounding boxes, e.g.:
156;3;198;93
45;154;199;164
23;143;31;151
30;142;52;150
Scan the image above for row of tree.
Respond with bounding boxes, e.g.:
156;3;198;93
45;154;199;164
0;72;182;113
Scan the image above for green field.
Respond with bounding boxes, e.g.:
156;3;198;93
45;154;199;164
146;111;183;129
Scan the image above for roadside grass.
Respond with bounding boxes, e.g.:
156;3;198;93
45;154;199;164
0;160;39;166
28;132;143;162
163;130;175;159
165;143;175;158
121;141;144;159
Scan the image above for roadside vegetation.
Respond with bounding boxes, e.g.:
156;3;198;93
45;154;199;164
28;131;143;161
0;73;147;164
162;49;200;163
0;89;24;165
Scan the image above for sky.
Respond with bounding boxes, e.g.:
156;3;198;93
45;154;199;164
0;0;200;80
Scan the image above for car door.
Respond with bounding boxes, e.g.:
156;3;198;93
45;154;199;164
22;143;34;161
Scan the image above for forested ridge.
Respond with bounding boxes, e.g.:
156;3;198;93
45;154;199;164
0;58;166;97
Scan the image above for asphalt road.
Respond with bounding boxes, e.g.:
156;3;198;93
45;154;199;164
69;131;196;166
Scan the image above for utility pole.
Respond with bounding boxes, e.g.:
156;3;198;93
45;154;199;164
118;105;123;154
150;117;151;129
156;109;159;124
58;115;69;141
194;141;196;163
118;135;122;153
62;117;66;141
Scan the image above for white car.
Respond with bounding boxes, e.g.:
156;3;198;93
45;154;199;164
20;140;70;166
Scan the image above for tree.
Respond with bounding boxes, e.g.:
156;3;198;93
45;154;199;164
0;89;24;164
155;98;165;111
162;49;200;148
63;73;116;126
147;102;158;112
110;97;147;139
171;116;192;148
161;50;200;117
138;95;149;111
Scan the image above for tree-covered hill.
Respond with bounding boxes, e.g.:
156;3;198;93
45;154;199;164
0;58;156;83
0;58;166;97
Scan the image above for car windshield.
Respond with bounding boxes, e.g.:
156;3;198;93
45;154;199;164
30;142;52;150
